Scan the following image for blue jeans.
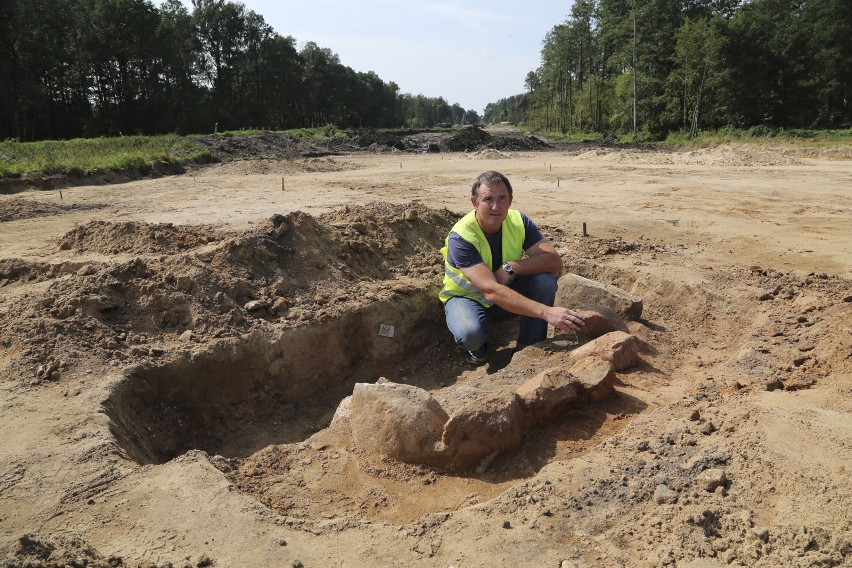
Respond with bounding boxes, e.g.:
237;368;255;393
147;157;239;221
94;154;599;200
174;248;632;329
444;273;558;351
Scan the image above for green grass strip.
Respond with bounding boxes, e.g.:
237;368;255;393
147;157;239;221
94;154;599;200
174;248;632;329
0;134;213;178
663;127;852;147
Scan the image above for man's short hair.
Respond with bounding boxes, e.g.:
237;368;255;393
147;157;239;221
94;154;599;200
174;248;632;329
471;171;513;200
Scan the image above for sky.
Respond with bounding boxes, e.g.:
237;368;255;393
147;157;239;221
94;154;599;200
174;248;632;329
170;0;573;115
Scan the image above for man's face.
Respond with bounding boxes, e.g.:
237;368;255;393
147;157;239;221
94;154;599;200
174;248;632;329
472;180;512;234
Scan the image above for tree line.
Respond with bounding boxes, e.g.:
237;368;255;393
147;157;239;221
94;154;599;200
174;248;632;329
483;0;851;137
0;0;480;141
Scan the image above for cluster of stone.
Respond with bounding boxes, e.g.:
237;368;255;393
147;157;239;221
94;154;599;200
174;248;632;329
333;274;645;470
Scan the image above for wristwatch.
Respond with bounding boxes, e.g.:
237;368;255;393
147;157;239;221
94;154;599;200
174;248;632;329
502;262;515;275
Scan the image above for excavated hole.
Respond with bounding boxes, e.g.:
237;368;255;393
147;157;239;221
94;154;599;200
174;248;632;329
104;287;462;465
102;264;725;524
104;264;682;469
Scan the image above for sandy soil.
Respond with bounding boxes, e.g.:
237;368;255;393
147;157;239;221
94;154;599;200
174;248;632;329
0;134;850;567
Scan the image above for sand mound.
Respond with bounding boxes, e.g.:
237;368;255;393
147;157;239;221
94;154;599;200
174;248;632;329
467;149;511;159
57;221;220;255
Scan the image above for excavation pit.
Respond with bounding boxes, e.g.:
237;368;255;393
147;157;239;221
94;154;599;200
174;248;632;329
104;288;451;465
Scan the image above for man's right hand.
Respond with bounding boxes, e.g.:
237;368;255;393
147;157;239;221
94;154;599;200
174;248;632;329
545;307;586;332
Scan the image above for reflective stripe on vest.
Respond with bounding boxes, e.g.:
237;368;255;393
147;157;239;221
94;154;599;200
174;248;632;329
439;209;525;306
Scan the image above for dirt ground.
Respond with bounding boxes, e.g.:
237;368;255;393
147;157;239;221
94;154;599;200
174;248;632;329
0;128;850;567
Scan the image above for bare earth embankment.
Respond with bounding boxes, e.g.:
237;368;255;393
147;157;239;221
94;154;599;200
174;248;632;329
0;131;850;567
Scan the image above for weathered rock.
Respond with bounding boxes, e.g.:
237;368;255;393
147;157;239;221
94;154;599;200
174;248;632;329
516;369;580;419
654;484;679;504
697;468;727;492
244;299;268;311
568;356;617;400
349;382;448;464
516;358;615;423
556;273;643;320
568;331;639;371
574;305;629;338
441;390;525;469
270;297;289;314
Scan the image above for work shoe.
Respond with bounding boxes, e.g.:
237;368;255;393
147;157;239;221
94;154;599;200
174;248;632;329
464;344;488;365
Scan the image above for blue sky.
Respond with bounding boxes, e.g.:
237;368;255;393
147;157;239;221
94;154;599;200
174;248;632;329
171;0;573;115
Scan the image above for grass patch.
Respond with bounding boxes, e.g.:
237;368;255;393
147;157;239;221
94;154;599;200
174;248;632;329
0;135;212;178
285;125;345;141
663;127;852;147
203;125;346;141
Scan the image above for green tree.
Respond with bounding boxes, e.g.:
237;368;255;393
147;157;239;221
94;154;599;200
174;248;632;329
798;0;852;127
83;0;163;135
261;34;302;129
665;16;726;135
156;0;204;133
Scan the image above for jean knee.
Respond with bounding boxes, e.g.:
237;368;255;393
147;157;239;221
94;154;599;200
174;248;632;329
445;299;489;350
527;273;557;304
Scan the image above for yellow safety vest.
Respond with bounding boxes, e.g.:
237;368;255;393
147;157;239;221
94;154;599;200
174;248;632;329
439;209;525;306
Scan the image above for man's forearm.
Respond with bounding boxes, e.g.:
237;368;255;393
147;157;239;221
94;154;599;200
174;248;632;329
506;251;563;276
482;282;584;332
482;283;551;320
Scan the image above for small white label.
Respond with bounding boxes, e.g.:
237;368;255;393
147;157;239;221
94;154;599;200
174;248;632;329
378;324;395;338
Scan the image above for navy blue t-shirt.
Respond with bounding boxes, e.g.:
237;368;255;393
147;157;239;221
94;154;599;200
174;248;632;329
446;212;544;270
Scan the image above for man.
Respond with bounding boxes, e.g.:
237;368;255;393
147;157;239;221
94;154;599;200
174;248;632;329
439;170;585;364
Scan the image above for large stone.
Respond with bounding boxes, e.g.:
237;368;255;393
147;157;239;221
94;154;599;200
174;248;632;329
440;391;525;469
516;369;581;419
349;382;448;464
568;357;616;401
574;305;629;338
557;273;643;321
516;358;616;424
344;332;633;470
569;331;639;371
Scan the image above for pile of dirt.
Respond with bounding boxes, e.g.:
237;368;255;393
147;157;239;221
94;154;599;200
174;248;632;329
355;129;406;152
192;127;551;158
466;149;512;160
57;221;220;255
0;258;63;287
0;203;458;385
0;159;194;194
440;126;553;152
441;125;494;151
192;132;309;160
2;533;121;568
491;133;553;151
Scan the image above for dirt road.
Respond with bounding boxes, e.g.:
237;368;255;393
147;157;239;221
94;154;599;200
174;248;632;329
0;140;850;567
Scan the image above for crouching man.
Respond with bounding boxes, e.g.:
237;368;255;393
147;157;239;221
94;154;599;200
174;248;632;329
439;171;585;364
